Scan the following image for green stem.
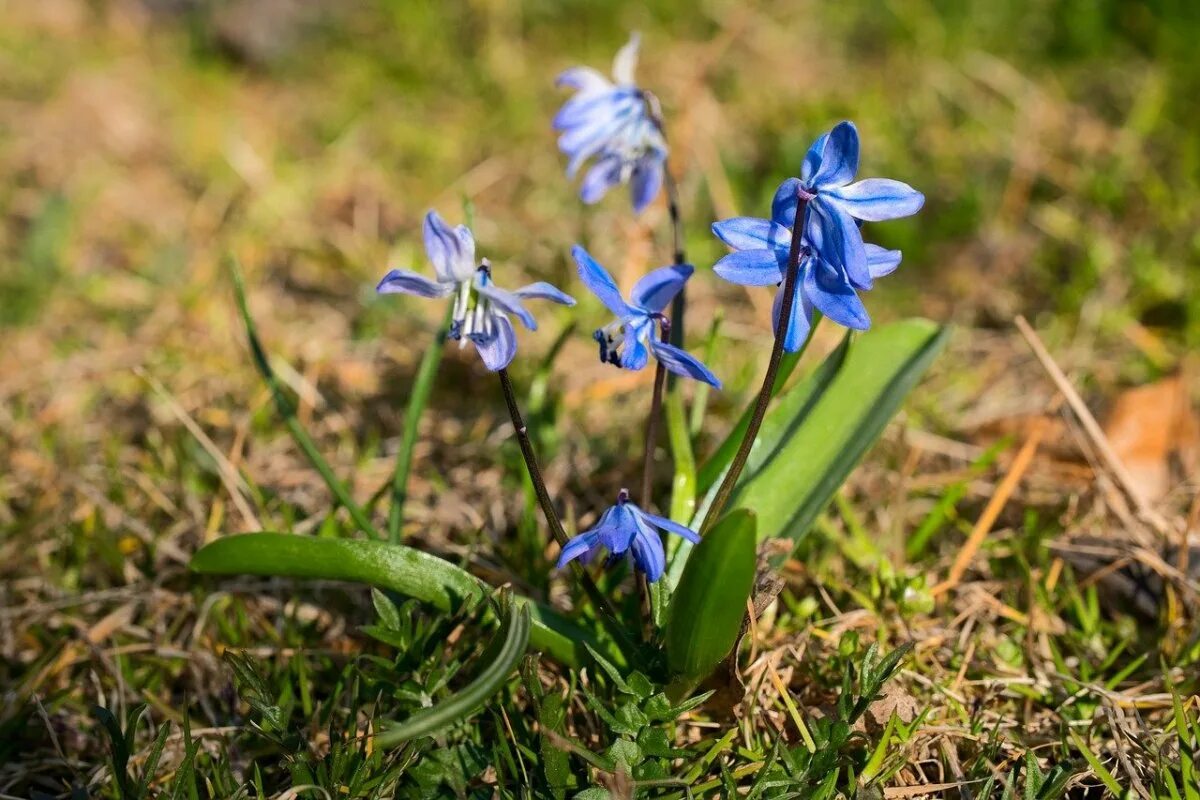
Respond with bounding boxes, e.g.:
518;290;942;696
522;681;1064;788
388;304;451;542
229;257;382;540
640;323;670;505
496;368;641;661
699;199;807;535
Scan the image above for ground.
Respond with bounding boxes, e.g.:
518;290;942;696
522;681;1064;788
1;1;1198;797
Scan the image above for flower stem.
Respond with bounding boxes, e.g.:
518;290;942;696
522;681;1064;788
663;158;686;348
640;321;671;505
496;368;640;658
699;200;807;534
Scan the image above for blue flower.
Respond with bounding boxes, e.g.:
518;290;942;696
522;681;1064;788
711;122;919;350
554;34;668;213
556;489;699;582
773;120;923;288
377;211;575;371
571;245;721;388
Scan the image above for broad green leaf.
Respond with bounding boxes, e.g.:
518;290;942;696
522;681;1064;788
190;533;595;666
715;319;947;547
665;510;757;691
375;601;530;746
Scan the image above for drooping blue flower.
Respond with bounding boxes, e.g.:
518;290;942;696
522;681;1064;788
377;211;575;371
710;122;919;350
571;245;721;388
556;489;699;582
554;34;668;214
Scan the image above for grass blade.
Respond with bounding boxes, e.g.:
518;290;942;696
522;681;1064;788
388;304;451;542
375;600;530;746
190;532;596;666
228;256;382;540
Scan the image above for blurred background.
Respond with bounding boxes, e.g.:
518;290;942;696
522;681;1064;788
2;0;1198;789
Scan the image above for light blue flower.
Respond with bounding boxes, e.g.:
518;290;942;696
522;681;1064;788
377;211;575;371
556;489;699;582
571;245;720;388
554;34;668;213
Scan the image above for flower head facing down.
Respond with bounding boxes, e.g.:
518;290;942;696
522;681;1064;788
554;34;668;213
711;122;918;350
377;211;575;371
556;489;699;582
571;245;721;388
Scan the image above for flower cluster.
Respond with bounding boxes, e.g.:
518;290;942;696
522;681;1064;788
553;34;667;213
375;37;922;584
713;121;923;349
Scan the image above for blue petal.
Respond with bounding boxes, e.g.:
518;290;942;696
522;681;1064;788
553;89;637;132
648;339;721;388
713;249;785;286
423;211;475;283
612;32;641;85
515;281;576;306
600;505;639;554
631;263;692;313
620;326;650;371
476;282;537;330
800;132;829;184
631;505;700;543
804;258;870;330
556;531;600;568
711;216;792;254
629;519;666;581
572;246;632;318
807;121;859;189
809;198;870;290
473;313;518;371
865;244;902;279
824;178;924;222
579;154;624;204
630;153;663;213
376;269;453;298
555;66;611;93
771;177;803;228
772;271;816;353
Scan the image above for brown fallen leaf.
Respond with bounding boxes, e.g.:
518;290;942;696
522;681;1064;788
1102;374;1199;504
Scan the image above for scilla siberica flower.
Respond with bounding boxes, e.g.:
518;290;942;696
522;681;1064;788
556;489;699;582
712;121;923;349
554;34;668;213
377;211;575;371
572;245;721;388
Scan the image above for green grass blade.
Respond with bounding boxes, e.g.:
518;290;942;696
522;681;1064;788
374;601;530;747
190;533;594;667
725;318;947;547
1068;733;1123;796
228;257;382;540
388;304;451;542
665;509;757;696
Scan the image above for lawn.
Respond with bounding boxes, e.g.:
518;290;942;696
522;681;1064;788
1;1;1198;797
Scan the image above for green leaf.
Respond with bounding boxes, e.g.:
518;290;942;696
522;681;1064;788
665;510;757;689
190;533;596;666
388;303;451;542
709;319;947;547
374;601;530;746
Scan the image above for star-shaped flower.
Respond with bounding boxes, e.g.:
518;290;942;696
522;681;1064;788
572;245;720;387
554;34;668;213
556;489;699;582
377;211;575;371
